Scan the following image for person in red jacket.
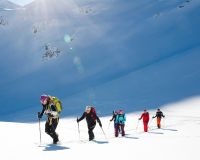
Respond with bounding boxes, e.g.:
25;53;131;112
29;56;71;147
139;109;150;132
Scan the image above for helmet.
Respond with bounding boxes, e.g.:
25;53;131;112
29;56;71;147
40;95;49;105
118;109;123;114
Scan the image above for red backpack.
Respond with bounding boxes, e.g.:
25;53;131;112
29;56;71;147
90;107;97;121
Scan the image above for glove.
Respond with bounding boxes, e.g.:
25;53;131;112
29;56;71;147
152;116;154;119
99;123;102;128
38;112;42;119
77;118;79;123
110;119;112;122
47;113;53;117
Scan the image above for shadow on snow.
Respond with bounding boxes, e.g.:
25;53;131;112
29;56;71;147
43;144;70;151
92;140;109;144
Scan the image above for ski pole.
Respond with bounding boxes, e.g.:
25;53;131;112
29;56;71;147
148;118;153;130
38;112;42;145
101;127;107;140
136;120;140;131
77;117;80;141
108;121;111;129
162;117;165;128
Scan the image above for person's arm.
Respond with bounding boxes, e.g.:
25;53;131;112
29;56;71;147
162;112;165;118
38;105;45;118
96;115;102;127
77;112;86;122
49;104;59;117
139;113;143;120
124;114;126;122
110;115;115;121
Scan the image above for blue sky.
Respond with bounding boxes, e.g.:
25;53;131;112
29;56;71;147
8;0;34;6
1;0;200;122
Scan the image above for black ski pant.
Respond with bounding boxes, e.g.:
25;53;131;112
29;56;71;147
45;117;59;141
88;124;96;141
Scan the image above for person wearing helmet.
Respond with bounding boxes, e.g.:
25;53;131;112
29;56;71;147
152;108;165;128
139;109;150;132
77;106;102;141
115;109;126;137
38;95;60;144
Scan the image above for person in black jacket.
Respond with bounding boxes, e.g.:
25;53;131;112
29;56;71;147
152;108;165;128
110;110;118;129
77;106;102;141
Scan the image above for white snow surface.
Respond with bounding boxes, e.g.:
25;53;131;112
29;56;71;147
1;97;200;160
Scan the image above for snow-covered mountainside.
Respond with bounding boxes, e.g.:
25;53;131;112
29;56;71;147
0;0;200;121
8;0;34;6
0;97;200;160
0;0;20;8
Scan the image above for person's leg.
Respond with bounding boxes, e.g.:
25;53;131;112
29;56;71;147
121;124;125;136
88;125;95;141
45;119;51;135
157;118;161;128
115;124;119;137
47;118;59;143
52;118;59;143
144;122;148;132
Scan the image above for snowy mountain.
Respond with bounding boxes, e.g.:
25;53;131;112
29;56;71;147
0;0;20;8
8;0;34;6
0;0;200;121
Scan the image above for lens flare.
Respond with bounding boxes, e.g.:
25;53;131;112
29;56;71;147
73;56;84;73
64;34;72;43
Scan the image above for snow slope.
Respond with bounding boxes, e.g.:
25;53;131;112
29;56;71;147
0;97;200;160
0;0;200;122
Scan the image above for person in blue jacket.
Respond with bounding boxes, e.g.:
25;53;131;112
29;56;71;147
115;110;126;137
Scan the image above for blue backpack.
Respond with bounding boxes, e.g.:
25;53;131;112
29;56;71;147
116;111;126;124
